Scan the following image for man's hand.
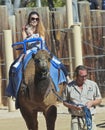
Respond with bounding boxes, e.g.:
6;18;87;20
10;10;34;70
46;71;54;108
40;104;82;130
63;101;82;111
85;99;102;108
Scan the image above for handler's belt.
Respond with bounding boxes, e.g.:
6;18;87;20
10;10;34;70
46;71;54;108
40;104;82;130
69;107;85;117
72;114;94;118
68;102;92;130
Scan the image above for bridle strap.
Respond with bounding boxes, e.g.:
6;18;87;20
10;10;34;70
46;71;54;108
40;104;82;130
52;89;64;102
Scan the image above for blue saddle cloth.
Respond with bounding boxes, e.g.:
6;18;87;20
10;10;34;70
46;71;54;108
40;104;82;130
5;49;67;99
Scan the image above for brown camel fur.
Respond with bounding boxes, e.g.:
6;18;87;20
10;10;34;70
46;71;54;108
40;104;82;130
17;50;65;130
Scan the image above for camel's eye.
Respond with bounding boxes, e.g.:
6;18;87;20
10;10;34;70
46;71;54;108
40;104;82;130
34;59;40;64
48;58;51;62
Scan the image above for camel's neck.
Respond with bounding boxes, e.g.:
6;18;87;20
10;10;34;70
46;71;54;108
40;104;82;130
34;75;52;98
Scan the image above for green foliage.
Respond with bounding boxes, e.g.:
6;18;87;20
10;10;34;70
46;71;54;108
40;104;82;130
53;0;66;7
26;0;66;7
27;1;36;7
0;0;66;7
41;0;48;6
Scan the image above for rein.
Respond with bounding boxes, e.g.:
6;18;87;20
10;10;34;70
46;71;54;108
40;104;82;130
52;89;64;102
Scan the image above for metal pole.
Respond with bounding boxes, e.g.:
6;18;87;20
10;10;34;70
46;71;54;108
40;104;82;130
36;0;41;7
66;0;73;26
3;30;15;112
71;24;83;68
66;0;73;78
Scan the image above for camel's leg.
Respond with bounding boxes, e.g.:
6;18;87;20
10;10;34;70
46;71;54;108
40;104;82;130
44;105;57;130
20;108;38;130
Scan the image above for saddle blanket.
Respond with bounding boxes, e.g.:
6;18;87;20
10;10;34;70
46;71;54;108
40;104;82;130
5;49;67;99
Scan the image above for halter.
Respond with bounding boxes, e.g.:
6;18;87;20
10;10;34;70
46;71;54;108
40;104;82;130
35;69;50;80
34;57;50;80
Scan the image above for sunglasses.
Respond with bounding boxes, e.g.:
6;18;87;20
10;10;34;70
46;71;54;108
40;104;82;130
31;17;39;21
79;75;88;78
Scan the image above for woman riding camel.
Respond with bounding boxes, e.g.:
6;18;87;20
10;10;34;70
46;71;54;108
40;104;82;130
23;11;71;82
6;11;71;98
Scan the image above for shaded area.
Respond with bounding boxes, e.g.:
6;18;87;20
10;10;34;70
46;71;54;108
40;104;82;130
97;122;105;128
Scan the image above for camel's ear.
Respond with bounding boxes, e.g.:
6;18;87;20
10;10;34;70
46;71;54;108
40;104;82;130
32;53;35;59
50;53;53;59
48;54;52;62
48;57;51;62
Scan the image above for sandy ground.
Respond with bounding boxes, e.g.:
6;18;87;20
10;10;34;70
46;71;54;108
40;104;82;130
0;99;105;130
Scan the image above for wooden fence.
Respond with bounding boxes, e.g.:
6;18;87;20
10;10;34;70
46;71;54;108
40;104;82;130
0;1;105;106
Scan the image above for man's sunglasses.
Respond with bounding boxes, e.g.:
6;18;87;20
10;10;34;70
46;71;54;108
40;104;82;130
79;75;88;78
31;17;39;21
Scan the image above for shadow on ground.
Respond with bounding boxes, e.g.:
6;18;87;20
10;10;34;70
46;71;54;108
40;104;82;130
97;122;105;128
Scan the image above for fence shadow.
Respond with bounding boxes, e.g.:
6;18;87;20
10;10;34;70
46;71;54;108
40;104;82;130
97;122;105;128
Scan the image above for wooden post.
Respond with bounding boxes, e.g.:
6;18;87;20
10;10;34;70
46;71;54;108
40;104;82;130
0;6;8;107
9;15;18;59
0;74;2;106
101;10;105;96
3;30;15;112
78;1;95;80
71;23;83;68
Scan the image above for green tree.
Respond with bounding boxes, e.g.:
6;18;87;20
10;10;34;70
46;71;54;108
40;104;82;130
27;0;66;7
0;0;66;15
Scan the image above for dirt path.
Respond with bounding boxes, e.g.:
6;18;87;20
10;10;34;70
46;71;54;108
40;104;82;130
0;99;105;130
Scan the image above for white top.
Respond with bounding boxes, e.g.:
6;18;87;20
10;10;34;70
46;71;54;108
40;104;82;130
63;79;102;114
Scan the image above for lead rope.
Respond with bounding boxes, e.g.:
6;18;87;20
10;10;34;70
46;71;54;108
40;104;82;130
83;106;92;130
52;88;64;102
77;116;86;130
76;104;92;130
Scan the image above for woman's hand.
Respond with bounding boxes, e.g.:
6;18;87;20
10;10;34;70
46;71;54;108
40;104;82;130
22;25;27;39
22;25;26;31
